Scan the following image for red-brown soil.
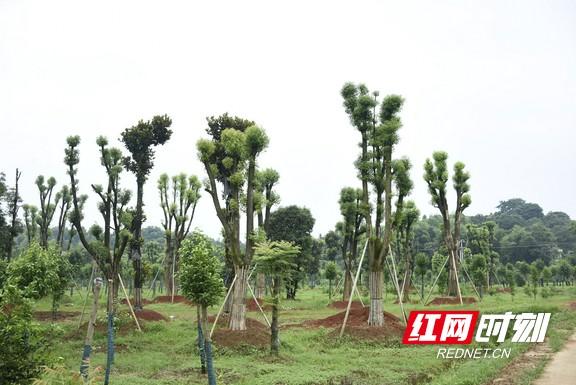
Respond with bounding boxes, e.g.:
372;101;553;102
135;309;167;321
427;296;477;305
568;302;576;310
246;298;272;311
329;300;364;309
496;287;512;293
302;307;405;340
208;314;270;348
152;295;193;305
120;298;153;305
33;311;80;321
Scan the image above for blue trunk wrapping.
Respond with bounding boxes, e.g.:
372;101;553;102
104;312;115;385
80;344;92;379
205;340;216;385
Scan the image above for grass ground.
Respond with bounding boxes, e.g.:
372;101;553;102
33;284;576;385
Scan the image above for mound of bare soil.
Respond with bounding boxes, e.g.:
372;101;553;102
120;298;153;305
568;302;576;310
152;295;193;305
33;311;80;321
135;309;167;321
246;298;272;311
208;314;270;348
303;307;404;340
329;300;364;309
427;296;477;305
496;287;512;293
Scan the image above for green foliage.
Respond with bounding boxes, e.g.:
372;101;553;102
120;114;173;177
324;261;338;281
0;286;48;384
33;363;102;385
254;240;300;278
179;231;224;307
7;243;71;306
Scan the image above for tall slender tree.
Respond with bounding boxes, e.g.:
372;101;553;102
158;173;201;297
55;185;72;249
121;114;172;310
6;169;22;261
22;204;38;244
35;175;59;248
64;135;132;309
423;151;471;297
196;113;269;330
341;82;411;326
396;200;419;301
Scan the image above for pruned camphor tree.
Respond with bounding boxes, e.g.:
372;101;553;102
423;151;471;298
22;204;38;245
54;185;72;249
253;240;300;355
158;173;201;298
341;82;412;326
64;135;133;385
179;231;225;385
196;113;269;330
121;114;173;310
35;175;60;248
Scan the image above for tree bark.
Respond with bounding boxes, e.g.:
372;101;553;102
132;177;145;311
368;270;384;326
271;276;280;355
228;265;248;330
256;273;266;300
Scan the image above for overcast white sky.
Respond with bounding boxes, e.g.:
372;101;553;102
1;1;575;240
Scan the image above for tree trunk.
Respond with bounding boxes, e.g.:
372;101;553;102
400;253;413;302
132;178;145;311
368;270;384;326
164;239;175;297
447;249;459;297
271;276;280;355
256;273;266;300
228;265;248;330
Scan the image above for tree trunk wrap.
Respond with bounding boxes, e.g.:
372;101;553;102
368;270;384;326
104;279;115;385
197;307;206;374
229;265;248;330
202;306;217;385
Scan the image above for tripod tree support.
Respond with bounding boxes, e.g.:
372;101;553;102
118;273;142;332
210;274;237;338
339;240;368;338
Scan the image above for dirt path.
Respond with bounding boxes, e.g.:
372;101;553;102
533;332;576;385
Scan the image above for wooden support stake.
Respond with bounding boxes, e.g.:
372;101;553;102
210;274;237;338
118;274;142;332
387;248;407;325
339;240;368;338
80;277;102;379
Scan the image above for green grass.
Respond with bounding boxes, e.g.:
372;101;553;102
32;285;576;385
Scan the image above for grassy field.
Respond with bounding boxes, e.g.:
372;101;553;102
33;285;576;385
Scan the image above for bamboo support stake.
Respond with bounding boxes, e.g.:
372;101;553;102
339;240;368;338
210;274;237;338
118;274;142;332
451;250;464;305
387;248;407;325
247;282;271;327
78;262;96;329
80;277;102;379
423;254;450;305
